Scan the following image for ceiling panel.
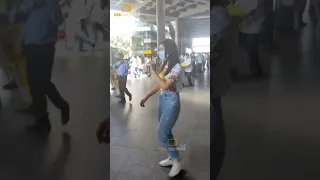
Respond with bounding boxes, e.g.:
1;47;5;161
110;0;210;38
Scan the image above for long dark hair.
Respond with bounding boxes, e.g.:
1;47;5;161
159;39;180;76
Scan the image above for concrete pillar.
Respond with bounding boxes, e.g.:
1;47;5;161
175;18;181;54
156;0;165;48
180;25;185;54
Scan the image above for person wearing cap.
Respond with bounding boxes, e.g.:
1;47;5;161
113;52;132;103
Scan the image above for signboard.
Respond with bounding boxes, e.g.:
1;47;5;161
122;3;132;12
114;3;132;16
144;50;152;55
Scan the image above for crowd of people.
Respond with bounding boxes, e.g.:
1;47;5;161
110;51;210;103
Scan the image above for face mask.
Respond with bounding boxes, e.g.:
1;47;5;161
158;51;166;61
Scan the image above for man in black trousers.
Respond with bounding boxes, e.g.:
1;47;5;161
113;52;132;103
9;0;70;133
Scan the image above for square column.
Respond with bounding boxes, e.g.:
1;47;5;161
156;0;165;48
175;18;181;55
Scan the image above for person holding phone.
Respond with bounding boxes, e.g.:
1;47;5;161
140;39;183;178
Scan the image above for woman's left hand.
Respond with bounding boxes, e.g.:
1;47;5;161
148;60;156;73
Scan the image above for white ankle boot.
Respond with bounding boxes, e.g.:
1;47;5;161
159;157;182;177
168;160;182;177
159;157;173;167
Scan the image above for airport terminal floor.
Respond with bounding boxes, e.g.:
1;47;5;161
219;25;320;180
2;24;320;179
0;55;110;180
0;52;210;179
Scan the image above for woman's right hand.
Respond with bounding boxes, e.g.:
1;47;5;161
140;97;148;107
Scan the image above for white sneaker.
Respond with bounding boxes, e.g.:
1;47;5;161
168;160;182;177
159;157;173;167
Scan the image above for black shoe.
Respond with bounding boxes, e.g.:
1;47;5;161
27;123;51;134
61;102;70;125
111;87;115;90
129;94;132;101
3;81;18;90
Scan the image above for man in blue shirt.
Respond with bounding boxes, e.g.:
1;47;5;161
9;0;70;133
113;52;132;103
196;54;204;72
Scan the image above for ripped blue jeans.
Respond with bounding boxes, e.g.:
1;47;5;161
158;91;181;160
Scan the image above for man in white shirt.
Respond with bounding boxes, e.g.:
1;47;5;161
87;0;106;46
235;0;264;77
183;53;193;86
69;0;92;52
196;54;204;72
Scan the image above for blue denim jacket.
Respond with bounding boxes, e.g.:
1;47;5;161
9;0;63;45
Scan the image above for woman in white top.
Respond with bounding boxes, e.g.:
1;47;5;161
140;39;183;178
235;0;264;77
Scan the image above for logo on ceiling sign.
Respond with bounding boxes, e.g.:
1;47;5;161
122;3;132;12
114;3;132;16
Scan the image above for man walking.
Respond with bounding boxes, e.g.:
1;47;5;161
9;0;70;133
113;52;132;103
87;0;106;47
196;54;204;72
183;53;193;86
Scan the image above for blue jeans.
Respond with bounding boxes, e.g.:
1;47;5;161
158;91;180;160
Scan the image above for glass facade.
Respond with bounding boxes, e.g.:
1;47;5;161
133;21;158;54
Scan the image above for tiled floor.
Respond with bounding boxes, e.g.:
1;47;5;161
0;55;110;180
5;22;320;180
218;25;320;180
110;72;210;179
0;51;210;180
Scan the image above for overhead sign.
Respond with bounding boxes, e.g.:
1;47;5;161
114;3;132;16
144;50;152;54
122;3;132;12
